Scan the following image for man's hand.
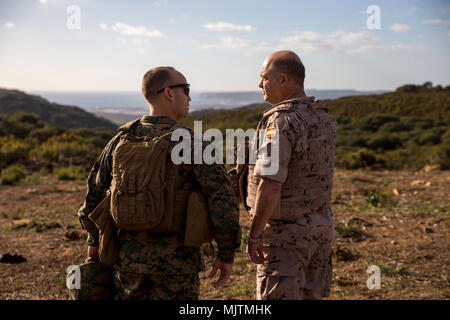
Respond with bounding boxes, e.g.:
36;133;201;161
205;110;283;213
246;241;268;264
208;258;232;288
87;246;99;259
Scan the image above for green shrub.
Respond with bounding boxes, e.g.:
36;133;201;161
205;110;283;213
343;148;384;169
416;131;441;145
1;164;26;185
354;113;399;132
379;121;411;133
31;133;97;163
436;144;450;169
367;132;402;150
337;130;368;148
401;117;434;130
0;136;31;168
29;125;63;143
53;165;87;181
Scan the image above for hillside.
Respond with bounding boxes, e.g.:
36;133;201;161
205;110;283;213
184;82;450;170
0;88;117;130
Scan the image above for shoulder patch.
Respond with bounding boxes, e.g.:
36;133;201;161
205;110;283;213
266;128;277;137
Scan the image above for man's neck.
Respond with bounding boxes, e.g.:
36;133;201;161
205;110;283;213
149;107;176;121
281;88;306;102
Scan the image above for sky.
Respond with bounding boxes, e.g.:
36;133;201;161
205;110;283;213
0;0;449;92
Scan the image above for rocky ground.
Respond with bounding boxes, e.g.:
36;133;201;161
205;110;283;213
0;169;449;300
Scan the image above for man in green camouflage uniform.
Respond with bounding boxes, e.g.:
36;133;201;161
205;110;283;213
78;67;240;300
245;51;337;300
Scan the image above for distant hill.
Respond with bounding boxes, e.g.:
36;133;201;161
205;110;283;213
186;82;450;130
184;82;450;170
0;88;117;130
199;89;388;102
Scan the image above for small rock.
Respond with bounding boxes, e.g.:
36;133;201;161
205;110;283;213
0;253;27;264
422;165;440;172
64;230;81;241
333;248;358;262
12;219;31;230
425;227;434;233
411;180;424;186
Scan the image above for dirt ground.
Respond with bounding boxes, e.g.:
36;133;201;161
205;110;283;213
0;168;449;300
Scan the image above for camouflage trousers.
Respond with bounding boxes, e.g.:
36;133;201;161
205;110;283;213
256;208;334;300
114;269;200;300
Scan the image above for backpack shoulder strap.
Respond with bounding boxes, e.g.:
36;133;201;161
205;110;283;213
118;118;141;134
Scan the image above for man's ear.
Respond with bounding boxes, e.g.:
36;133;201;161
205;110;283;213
280;73;288;85
163;88;174;102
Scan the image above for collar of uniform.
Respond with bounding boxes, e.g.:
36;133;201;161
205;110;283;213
262;96;316;118
140;115;177;126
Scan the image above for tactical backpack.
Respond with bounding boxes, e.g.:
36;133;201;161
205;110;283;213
109;120;185;232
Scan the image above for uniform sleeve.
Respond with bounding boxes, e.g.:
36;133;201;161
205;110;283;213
253;113;297;183
192;148;241;263
77;133;121;246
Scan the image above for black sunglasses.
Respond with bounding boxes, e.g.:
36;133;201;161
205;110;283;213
156;83;190;96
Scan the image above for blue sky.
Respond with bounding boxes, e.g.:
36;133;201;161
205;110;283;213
0;0;449;92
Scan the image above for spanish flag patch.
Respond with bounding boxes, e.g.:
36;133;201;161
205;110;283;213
266;128;276;137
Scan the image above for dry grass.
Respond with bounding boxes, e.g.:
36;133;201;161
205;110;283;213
0;169;449;300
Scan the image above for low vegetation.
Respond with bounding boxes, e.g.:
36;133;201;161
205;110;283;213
0;82;449;185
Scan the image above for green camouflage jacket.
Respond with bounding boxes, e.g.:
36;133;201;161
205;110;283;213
78;115;240;274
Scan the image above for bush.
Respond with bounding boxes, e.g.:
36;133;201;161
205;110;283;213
344;148;384;169
367;132;402;150
436;144;450;170
29;125;63;143
379;121;411;133
354;113;399;132
416;131;441;146
1;164;26;185
53;165;87;181
31;133;97;163
337;130;368;148
0;136;31;168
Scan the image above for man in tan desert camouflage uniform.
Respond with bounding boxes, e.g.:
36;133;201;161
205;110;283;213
244;51;337;300
77;67;240;299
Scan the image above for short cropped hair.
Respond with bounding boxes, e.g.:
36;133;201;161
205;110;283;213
142;66;175;101
270;58;305;87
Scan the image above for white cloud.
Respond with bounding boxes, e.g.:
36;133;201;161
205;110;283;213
422;19;450;26
280;30;379;53
203;22;255;32
201;36;250;49
4;22;15;28
356;43;422;53
111;22;163;37
390;24;412;32
99;23;109;31
39;0;48;3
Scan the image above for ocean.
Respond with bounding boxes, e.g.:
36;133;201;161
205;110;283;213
31;89;387;115
30;91;266;115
